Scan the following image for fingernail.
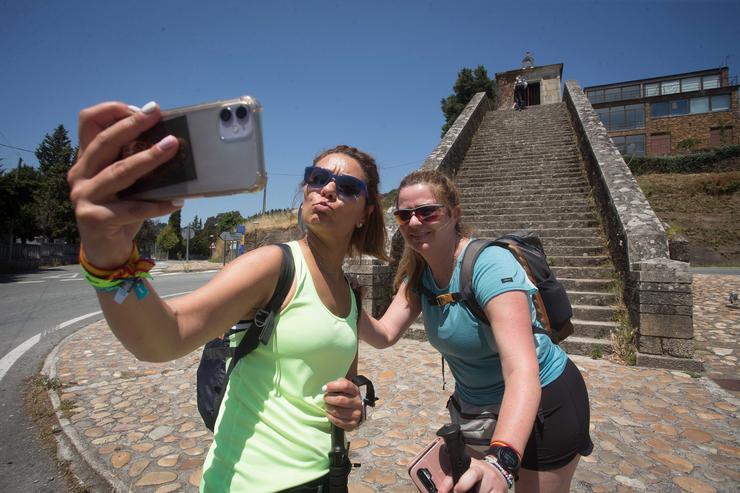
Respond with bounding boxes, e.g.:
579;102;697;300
321;385;328;393
128;104;141;112
157;135;177;150
141;101;158;114
171;199;184;207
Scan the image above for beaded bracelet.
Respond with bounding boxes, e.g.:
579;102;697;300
79;243;155;304
482;455;515;490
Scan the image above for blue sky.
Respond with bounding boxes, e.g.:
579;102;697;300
1;0;738;227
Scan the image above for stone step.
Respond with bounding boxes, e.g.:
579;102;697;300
544;245;607;256
460;188;591;200
463;203;594;215
572;304;618;323
456;176;588;189
560;277;613;292
568;291;618;306
466;219;599;231
475;228;602;239
552;266;614;280
462;211;597;222
457;168;584;179
559;336;613;357
571;319;620;339
549;255;611;267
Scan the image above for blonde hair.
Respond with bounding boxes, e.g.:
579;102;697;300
393;170;470;302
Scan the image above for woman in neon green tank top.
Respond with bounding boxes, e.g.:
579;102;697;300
68;101;388;492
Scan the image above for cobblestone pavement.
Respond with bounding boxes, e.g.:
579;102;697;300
43;275;739;492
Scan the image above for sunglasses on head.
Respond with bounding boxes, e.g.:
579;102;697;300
393;204;446;225
303;166;368;199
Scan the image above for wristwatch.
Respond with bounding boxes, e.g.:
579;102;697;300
487;444;521;479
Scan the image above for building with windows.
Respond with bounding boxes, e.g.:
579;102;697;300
584;67;739;156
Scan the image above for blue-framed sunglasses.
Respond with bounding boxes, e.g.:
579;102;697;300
303;166;368;199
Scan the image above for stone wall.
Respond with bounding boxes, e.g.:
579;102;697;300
563;80;702;372
541;77;562;105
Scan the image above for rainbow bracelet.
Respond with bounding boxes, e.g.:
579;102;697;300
80;244;155;304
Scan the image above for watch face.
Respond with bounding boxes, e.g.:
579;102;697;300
496;446;520;471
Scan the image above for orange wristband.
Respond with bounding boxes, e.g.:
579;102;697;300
489;440;523;461
79;243;154;279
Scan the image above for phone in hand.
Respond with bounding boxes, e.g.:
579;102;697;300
118;95;266;201
407;438;450;493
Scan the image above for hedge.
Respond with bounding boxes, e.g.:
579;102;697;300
628;144;740;175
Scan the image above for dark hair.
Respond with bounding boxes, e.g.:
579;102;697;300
312;145;388;260
393;169;470;301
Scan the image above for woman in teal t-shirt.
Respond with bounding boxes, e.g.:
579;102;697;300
360;170;592;493
69;100;388;492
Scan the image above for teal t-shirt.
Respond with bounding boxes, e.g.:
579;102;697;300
421;241;568;405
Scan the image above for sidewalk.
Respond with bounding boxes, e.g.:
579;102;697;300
43;275;739;492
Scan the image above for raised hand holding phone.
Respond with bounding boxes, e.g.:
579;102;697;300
69;101;184;268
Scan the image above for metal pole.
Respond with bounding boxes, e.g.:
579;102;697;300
262;186;267;214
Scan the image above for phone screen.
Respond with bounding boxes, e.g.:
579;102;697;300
118;115;198;197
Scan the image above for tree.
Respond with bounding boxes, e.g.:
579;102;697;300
216;211;244;232
135;219;162;257
0;163;42;242
189;214;211;258
440;65;495;136
35;125;78;242
155;225;179;259
166;210;184;258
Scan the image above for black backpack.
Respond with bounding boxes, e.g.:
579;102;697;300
196;243;295;431
420;231;574;344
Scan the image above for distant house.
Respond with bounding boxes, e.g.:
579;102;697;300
495;52;564;110
584;67;739;156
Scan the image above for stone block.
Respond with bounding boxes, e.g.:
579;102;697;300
629;258;692;283
635;281;693;293
662;338;695;358
635;353;703;373
638;303;692;316
637;291;693;306
638;313;693;338
637;335;662;355
669;235;691;263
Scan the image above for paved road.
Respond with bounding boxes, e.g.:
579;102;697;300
0;265;217;493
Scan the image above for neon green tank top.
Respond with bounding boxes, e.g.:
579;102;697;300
200;241;358;492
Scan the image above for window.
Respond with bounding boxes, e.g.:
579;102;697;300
645;83;659;97
650;134;671;155
622;85;641;100
651;101;669;117
682;77;701;92
587;90;604;104
690;97;709;114
604;87;621;102
710;127;733;146
661;80;680;94
711;94;730;111
596;105;645;131
703;75;720;89
613;134;646;156
670;99;689;115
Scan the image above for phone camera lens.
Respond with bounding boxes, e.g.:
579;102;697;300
235;106;248;119
220;108;232;122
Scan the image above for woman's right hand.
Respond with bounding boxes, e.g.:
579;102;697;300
68;101;184;269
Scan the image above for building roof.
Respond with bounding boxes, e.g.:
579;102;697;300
495;63;563;80
584;67;728;91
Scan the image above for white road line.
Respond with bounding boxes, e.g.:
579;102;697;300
17;280;45;284
0;291;192;383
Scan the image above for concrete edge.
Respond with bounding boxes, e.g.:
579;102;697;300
42;326;129;493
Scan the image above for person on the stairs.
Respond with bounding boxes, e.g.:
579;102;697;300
514;75;528;111
360;169;593;493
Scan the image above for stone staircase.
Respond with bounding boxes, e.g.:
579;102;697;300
455;102;620;356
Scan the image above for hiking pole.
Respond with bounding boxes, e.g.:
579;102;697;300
436;423;471;485
327;375;378;493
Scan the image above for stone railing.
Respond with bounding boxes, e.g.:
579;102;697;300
349;93;492;319
563;80;701;371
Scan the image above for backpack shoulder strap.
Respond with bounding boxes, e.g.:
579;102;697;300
458;238;498;325
232;243;295;363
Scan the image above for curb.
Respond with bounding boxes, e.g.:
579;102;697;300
42;330;125;493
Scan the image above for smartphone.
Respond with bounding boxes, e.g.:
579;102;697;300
408;437;485;492
118;95;266;201
407;438;450;493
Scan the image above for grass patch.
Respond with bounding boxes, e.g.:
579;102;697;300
606;272;637;365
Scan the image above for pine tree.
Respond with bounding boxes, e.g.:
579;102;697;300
35;125;78;242
440;65;495;136
166;210;184;258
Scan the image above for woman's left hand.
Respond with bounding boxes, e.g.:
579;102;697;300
323;378;363;431
437;457;509;493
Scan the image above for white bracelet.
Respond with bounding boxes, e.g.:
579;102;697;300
483;455;514;489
